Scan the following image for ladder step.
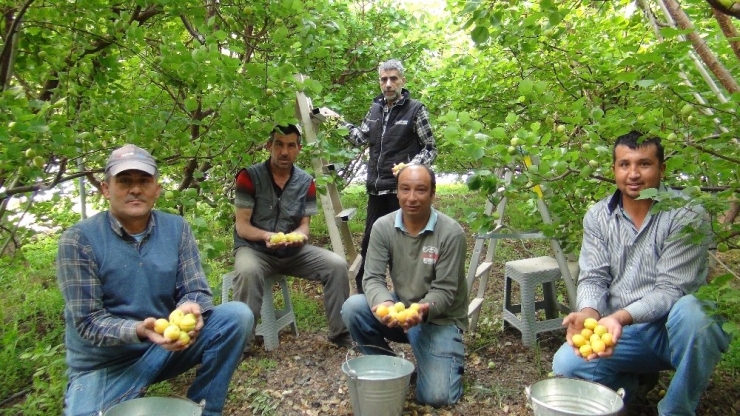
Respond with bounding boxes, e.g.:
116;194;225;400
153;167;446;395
475;262;493;279
349;254;363;275
468;297;484;317
311;107;326;122
335;208;356;222
322;163;336;174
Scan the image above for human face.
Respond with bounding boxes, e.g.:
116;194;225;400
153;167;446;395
397;166;435;222
379;69;405;103
612;144;665;201
102;170;161;232
267;132;301;173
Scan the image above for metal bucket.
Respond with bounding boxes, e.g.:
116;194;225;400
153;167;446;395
525;378;625;416
342;354;415;416
102;397;204;416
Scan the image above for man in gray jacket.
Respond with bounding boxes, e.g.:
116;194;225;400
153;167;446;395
341;164;468;407
321;59;437;294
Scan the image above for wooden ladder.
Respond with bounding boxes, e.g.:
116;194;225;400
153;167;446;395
466;165;579;333
293;76;360;291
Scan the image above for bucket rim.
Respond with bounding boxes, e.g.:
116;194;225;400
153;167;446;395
525;377;625;416
102;397;205;416
341;354;415;381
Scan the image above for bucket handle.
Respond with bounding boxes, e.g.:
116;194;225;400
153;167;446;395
615;388;625;400
344;344;404;362
344;344;405;380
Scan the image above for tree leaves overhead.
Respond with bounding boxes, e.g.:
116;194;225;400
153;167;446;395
0;0;737;260
0;0;433;255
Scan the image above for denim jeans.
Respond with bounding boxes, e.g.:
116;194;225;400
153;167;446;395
64;302;253;416
552;295;730;416
341;294;465;407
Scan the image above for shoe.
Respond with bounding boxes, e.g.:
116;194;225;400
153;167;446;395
637;372;660;397
329;333;354;348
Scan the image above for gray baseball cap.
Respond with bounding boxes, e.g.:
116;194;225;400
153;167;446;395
105;144;157;176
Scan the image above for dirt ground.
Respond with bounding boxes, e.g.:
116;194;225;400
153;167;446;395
171;257;740;416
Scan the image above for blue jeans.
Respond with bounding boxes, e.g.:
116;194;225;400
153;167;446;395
64;302;253;416
341;294;465;407
552;295;730;416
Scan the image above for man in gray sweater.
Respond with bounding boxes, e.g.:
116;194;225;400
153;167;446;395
341;164;468;407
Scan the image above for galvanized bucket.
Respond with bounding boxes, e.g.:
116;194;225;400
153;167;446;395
102;397;204;416
525;378;625;416
342;354;415;416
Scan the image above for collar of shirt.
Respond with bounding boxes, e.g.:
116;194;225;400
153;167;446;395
394;208;438;234
107;210;155;238
606;183;667;215
376;88;410;107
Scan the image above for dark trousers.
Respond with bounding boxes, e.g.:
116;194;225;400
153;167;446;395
356;193;400;293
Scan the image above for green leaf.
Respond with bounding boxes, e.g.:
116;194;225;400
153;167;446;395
637;188;658;200
471;26;490;44
184;98;198;112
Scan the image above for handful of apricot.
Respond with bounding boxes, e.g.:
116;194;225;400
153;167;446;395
570;317;615;357
153;310;197;345
269;232;305;245
375;302;421;325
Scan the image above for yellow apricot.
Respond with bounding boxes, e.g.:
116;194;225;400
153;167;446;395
163;325;181;341
593;325;608;337
571;334;586;348
154;318;169;334
376;304;390;318
583;318;598;330
601;333;615;347
579;344;593;357
591;339;606;353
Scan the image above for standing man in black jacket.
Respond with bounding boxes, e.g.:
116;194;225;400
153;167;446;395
322;59;437;293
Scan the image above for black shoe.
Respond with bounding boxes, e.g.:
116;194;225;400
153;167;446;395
329;333;354;348
637;372;660;397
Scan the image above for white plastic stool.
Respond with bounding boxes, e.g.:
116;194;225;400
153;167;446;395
502;256;571;347
221;271;298;351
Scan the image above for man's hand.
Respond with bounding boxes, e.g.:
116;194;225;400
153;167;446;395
138;302;204;352
265;231;306;248
318;107;340;119
562;309;622;361
391;162;408;177
372;301;429;333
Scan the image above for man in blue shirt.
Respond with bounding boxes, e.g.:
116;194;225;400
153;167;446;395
57;144;252;416
552;131;730;415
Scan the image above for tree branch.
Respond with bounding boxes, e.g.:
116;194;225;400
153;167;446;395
0;0;35;90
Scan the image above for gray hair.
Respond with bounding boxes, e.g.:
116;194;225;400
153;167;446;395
378;59;405;77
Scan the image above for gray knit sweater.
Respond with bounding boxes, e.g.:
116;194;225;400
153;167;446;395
363;209;469;330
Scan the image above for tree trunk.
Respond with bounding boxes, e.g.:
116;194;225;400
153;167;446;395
712;8;740;61
665;0;740;94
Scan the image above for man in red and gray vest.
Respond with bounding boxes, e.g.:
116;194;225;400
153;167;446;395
322;59;437;293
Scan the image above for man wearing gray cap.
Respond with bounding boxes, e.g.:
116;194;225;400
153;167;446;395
56;144;253;416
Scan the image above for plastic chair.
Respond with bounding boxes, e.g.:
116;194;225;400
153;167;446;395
502;256;572;347
221;271;298;351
